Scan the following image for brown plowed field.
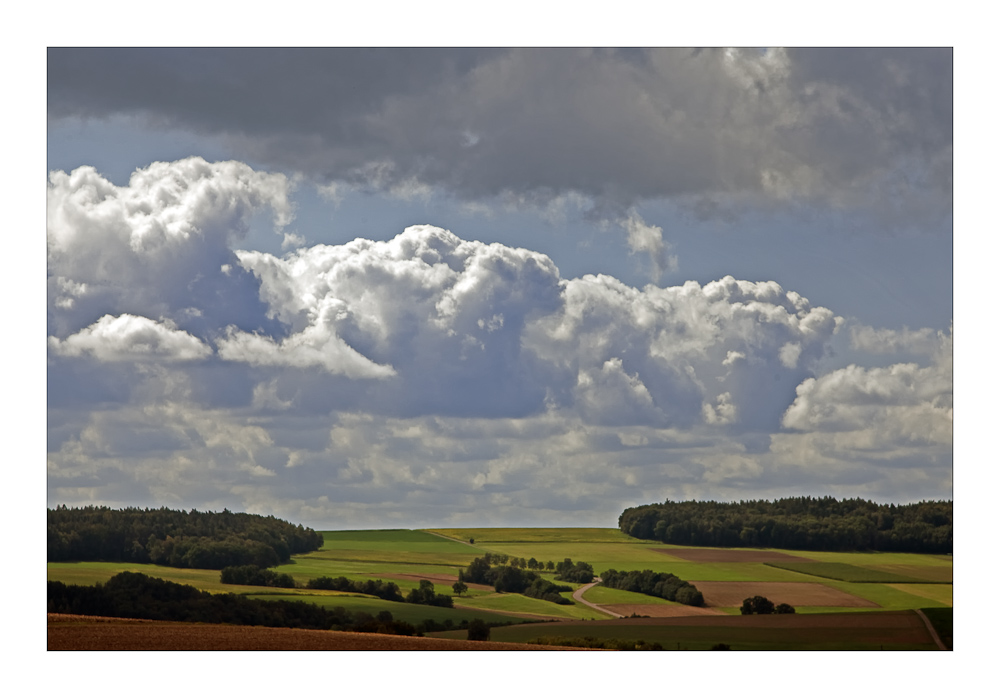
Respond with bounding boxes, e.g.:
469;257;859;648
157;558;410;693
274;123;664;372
691;581;879;608
47;614;588;651
654;548;814;563
602;604;725;618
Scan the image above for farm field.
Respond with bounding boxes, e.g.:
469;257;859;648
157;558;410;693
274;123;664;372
47;527;952;649
427;610;943;650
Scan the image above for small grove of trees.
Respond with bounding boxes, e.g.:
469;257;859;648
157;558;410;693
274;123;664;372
304;576;453;608
600;569;704;607
463;555;575;604
406;579;454;607
740;595;795;615
554;558;595;584
220;565;295;588
305;576;404;601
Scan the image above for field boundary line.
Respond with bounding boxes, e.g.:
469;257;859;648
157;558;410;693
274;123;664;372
913;609;948;650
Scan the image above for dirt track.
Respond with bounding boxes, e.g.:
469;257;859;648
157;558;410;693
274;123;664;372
47;614;587;651
572;581;622;618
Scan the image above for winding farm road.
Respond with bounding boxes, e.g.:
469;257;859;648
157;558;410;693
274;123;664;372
572;580;623;618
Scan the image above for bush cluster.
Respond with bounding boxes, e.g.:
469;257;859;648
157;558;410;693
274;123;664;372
463;555;577;603
305;575;452;607
600;569;704;606
739;595;795;615
220;565;295;588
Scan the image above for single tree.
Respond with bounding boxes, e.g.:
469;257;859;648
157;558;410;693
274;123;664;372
452;580;468;596
467;618;490;641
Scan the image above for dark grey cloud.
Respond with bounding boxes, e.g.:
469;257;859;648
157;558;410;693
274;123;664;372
48;47;952;226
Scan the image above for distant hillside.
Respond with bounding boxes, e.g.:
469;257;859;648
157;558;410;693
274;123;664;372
48;505;324;568
619;497;952;553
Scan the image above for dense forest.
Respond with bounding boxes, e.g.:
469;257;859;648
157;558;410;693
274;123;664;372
599;569;704;606
48;506;325;568
47;572;468;636
618;497;952;553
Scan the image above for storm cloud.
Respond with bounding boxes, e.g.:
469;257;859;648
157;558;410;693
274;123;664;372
48;48;952;226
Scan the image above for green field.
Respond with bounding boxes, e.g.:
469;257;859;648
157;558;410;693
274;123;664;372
428;611;941;650
763;561;943;583
47;526;952;649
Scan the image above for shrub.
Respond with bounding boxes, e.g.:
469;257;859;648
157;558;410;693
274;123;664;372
740;595;776;615
467;618;490;641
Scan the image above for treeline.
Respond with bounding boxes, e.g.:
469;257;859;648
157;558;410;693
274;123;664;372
463;554;592;603
220;565;296;588
305;575;453;607
532;636;665;651
619;497;953;553
47;505;325;568
48;572;472;636
600;569;704;606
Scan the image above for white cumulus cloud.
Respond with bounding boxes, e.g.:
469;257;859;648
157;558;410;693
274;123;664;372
48;314;212;362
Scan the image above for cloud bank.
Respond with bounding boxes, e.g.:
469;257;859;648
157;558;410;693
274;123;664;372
48;48;952;227
46;158;952;526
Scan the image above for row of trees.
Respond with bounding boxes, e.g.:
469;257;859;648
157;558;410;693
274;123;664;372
220;565;296;588
618;497;953;553
48;506;325;568
49;572;500;638
304;575;453;607
599;569;704;606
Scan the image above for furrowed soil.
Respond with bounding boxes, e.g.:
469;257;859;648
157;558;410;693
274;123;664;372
47;614;589;651
692;581;880;608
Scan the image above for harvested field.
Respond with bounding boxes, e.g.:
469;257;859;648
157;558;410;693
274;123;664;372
691;581;880;608
46;614;586;651
602;604;725;618
656;548;814;563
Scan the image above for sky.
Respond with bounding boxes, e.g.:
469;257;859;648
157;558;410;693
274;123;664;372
45;47;954;529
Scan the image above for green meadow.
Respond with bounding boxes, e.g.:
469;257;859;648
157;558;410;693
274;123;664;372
47;527;951;648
